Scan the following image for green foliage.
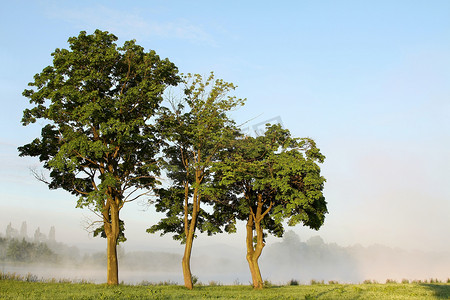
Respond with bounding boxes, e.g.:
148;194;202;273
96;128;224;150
263;279;273;288
364;280;378;284
147;72;244;242
213;124;327;238
288;279;299;286
18;30;180;240
386;279;397;284
3;239;57;263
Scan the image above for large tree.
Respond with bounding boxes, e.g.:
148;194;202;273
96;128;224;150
213;124;328;288
18;30;180;285
147;73;244;289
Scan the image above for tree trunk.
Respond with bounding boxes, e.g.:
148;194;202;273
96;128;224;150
182;184;200;290
105;203;120;285
248;257;263;289
106;233;119;285
182;231;194;289
246;213;264;289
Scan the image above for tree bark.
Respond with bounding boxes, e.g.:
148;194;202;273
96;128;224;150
181;183;200;290
246;215;258;288
106;233;119;285
252;218;265;289
182;231;194;289
105;202;120;285
246;212;264;289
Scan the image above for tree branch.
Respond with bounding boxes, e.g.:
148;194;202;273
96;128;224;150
73;150;100;168
123;188;155;203
259;201;274;222
29;167;50;185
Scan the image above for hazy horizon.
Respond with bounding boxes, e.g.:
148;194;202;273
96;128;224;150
1;226;448;285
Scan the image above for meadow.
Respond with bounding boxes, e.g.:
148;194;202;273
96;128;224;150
1;273;449;299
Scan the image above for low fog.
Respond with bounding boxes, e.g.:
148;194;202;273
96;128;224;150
1;222;448;285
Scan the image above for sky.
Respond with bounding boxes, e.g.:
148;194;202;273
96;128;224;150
0;0;449;255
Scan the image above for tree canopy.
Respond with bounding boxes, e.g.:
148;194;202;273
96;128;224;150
212;124;327;288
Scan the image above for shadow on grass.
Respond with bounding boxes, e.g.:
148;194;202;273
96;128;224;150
421;284;450;299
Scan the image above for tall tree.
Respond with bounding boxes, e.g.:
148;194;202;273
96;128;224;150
147;73;245;289
5;223;16;239
20;222;28;239
213;124;328;288
18;30;180;285
34;227;45;243
48;226;56;242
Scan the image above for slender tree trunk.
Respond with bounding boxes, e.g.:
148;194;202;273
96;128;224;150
105;203;120;285
182;183;200;290
252;219;265;289
246;213;264;289
246;215;258;288
182;230;194;289
246;195;269;289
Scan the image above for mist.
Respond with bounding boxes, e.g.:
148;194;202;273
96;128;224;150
1;221;448;285
261;231;450;284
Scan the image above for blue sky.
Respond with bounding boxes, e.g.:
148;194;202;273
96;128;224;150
1;1;449;253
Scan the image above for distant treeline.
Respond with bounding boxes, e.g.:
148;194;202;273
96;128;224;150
0;237;56;263
2;223;449;284
4;221;55;243
1;221;79;264
0;222;180;269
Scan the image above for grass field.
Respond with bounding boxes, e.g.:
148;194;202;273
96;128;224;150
1;276;449;300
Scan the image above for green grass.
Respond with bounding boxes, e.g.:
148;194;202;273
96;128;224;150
1;275;449;299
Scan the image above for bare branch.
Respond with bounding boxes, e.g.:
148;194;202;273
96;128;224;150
123;188;156;203
122;174;162;191
29;166;50;185
88;206;104;220
81;207;104;235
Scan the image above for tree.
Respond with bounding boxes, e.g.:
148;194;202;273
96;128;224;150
6;239;26;261
213;124;327;288
20;222;28;239
48;226;56;242
18;30;180;285
147;72;245;289
6;238;56;262
33;227;45;243
5;223;15;239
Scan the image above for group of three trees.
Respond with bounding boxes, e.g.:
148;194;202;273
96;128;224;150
19;30;327;289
